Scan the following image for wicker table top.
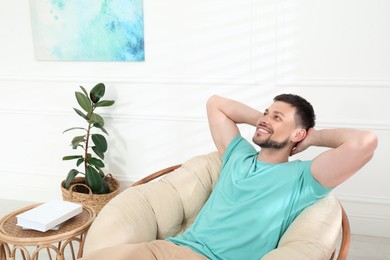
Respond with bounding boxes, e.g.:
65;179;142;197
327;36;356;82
0;203;96;246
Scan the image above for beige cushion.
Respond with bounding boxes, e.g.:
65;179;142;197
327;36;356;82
83;152;221;255
83;152;341;259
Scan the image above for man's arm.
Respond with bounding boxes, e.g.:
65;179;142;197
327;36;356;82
206;95;263;156
292;128;378;188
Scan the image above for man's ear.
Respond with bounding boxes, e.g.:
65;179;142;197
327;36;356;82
291;128;307;143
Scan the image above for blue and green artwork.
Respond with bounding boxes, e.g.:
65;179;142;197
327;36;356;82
29;0;144;61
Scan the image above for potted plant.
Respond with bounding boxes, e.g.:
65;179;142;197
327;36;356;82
61;83;120;213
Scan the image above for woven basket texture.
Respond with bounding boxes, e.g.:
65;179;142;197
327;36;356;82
61;175;120;214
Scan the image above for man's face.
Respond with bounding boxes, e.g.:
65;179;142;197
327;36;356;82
252;101;297;149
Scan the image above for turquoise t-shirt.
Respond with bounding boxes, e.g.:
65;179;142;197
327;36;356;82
168;135;332;259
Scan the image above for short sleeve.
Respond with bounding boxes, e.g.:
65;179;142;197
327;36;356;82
222;135;242;162
302;161;333;198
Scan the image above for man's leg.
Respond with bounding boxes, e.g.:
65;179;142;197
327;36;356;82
80;240;207;260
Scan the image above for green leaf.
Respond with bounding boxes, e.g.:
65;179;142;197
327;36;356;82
64;169;80;188
79;86;88;97
62;155;83;161
91;134;107;152
86;166;102;193
89;157;105;168
97;179;110;194
76;158;84;167
90;83;105;103
89;113;104;127
95;125;109;135
71;135;85;149
95;100;115;107
75;92;92;113
92;146;105;160
73;108;89;121
98;168;105;178
63;126;87;134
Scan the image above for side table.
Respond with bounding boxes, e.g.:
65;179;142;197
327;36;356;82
0;203;96;260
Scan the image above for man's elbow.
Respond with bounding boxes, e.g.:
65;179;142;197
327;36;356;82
206;95;222;111
360;130;378;159
207;95;220;105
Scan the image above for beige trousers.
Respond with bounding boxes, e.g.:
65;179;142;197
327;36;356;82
80;240;208;260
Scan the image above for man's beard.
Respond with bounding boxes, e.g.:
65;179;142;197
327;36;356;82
253;136;289;149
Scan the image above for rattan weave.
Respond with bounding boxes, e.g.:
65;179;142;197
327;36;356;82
61;175;120;214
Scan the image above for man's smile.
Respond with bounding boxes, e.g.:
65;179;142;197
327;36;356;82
256;123;273;135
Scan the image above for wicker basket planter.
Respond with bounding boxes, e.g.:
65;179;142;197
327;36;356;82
61;175;120;214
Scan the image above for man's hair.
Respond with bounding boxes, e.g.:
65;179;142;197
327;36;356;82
274;94;316;130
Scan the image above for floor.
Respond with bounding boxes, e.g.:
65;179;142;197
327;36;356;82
1;199;390;259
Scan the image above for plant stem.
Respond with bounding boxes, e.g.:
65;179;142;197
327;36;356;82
84;122;92;175
84;105;95;176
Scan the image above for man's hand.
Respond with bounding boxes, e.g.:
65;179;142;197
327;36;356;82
290;128;315;156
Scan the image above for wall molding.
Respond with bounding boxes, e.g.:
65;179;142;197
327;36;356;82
0;168;131;202
0;74;258;86
316;121;390;131
336;193;390;206
0;108;208;124
275;79;390;88
1;108;389;131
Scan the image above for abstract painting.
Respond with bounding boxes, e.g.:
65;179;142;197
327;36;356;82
29;0;144;61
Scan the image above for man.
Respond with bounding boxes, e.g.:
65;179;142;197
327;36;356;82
81;94;378;259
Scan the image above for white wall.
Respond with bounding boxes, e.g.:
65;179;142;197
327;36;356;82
0;0;389;237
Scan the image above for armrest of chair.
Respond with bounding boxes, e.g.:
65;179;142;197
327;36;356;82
262;195;345;260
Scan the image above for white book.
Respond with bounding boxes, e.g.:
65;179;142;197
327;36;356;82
16;200;83;232
22;222;63;231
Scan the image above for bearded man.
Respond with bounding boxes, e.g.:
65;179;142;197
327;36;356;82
81;94;377;260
